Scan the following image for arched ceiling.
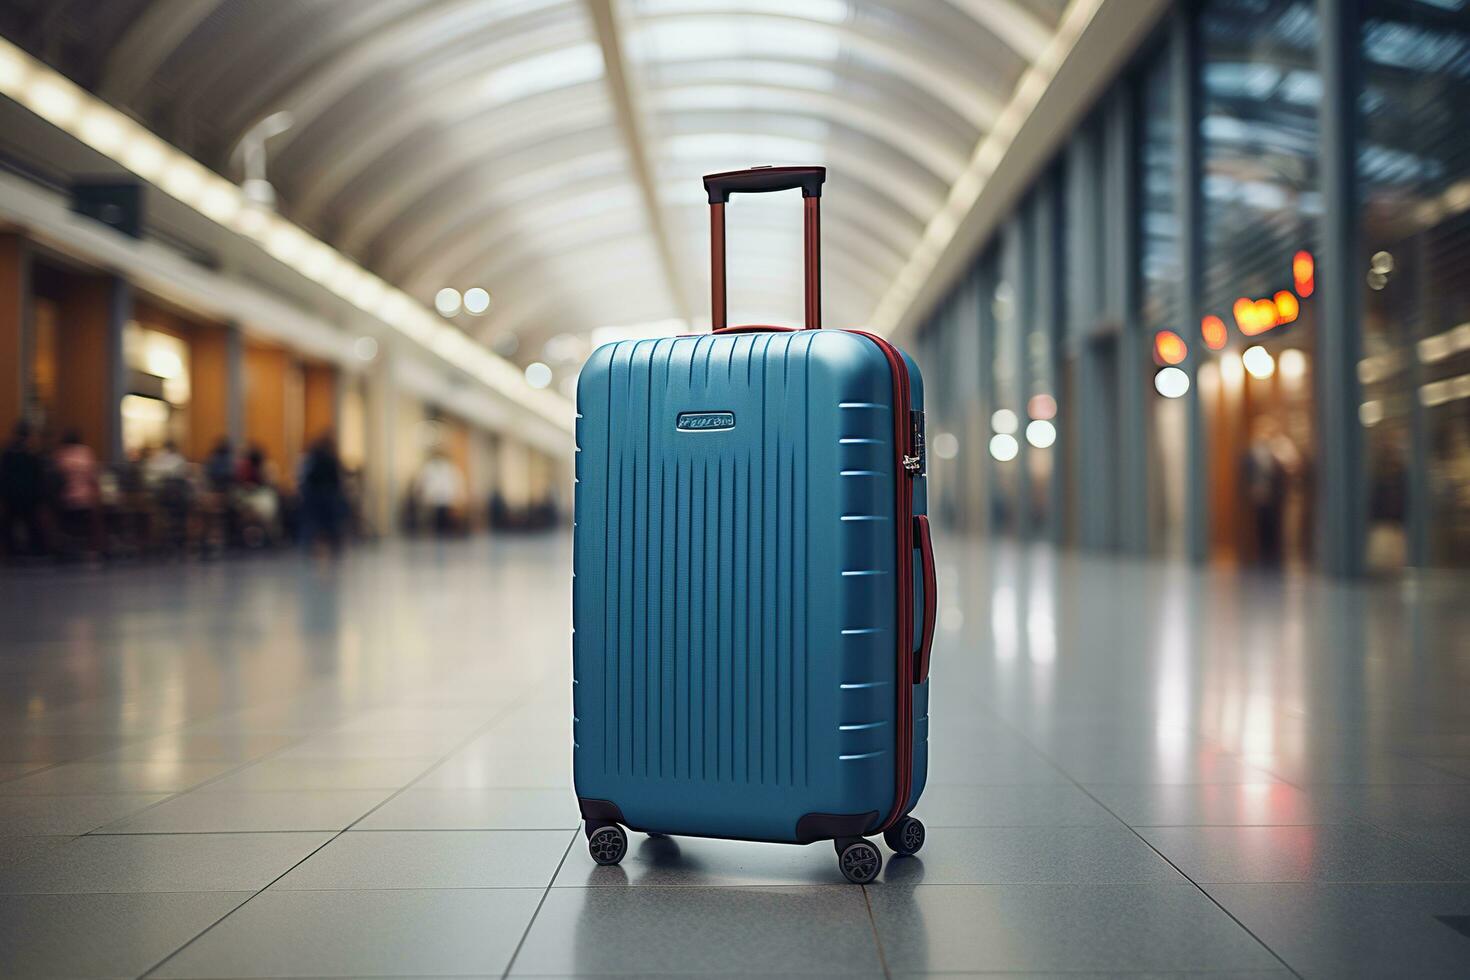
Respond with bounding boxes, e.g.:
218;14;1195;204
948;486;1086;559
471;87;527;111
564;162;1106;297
0;0;1072;381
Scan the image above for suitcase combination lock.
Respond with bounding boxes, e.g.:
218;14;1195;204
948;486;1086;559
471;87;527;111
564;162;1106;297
904;410;926;476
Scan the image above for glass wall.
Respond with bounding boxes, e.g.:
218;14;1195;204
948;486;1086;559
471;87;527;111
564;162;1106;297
1198;0;1321;569
1359;0;1470;569
911;0;1462;576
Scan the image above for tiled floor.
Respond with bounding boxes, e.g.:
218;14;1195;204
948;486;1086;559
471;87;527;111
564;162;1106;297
1;534;1468;977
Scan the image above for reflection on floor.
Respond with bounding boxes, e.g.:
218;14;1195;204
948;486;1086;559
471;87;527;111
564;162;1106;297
2;534;1469;977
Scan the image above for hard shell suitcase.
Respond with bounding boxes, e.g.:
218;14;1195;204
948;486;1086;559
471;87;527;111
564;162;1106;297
572;166;937;883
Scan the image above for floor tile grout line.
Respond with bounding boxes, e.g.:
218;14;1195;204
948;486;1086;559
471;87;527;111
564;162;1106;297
500;829;578;980
983;712;1306;980
131;832;340;980
861;883;892;980
128;687;553;979
75;732;321;837
337;687;550;834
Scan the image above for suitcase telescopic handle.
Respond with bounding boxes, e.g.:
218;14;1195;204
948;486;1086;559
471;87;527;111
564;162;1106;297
704;166;826;332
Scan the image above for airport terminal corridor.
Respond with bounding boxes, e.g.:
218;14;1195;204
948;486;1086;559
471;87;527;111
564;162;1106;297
3;535;1469;977
2;0;1469;975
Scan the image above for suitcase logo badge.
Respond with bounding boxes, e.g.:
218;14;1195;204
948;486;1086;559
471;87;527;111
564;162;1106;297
675;411;736;431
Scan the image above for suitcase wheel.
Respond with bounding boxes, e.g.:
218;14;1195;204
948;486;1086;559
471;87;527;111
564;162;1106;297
834;837;883;884
587;823;627;866
883;816;926;856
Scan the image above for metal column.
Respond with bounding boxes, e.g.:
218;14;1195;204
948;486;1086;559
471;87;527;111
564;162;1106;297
1317;0;1366;577
225;322;244;449
1110;84;1149;555
1172;3;1210;565
104;277;133;463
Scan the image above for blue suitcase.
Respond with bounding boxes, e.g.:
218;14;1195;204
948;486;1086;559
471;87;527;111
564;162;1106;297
572;166;936;883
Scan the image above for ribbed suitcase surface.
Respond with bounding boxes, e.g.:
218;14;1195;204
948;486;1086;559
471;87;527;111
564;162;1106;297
573;329;929;843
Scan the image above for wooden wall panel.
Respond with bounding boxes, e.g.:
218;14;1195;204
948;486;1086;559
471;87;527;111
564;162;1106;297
244;342;290;485
134;300;188;341
188;326;231;461
127;299;219;461
301;363;337;446
54;275;113;459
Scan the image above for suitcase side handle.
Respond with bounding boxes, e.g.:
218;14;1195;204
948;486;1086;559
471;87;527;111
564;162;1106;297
705;166;825;332
913;515;937;684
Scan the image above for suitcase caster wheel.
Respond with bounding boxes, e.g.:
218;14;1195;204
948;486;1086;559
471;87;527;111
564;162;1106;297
588;825;627;866
835;838;883;884
884;816;925;856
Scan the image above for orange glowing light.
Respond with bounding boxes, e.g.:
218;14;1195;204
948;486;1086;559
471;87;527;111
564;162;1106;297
1274;290;1299;324
1293;250;1314;297
1201;315;1228;350
1235;296;1285;336
1233;297;1256;332
1154;329;1188;366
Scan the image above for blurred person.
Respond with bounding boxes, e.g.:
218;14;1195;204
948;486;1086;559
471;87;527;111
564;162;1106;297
416;449;464;536
204;438;235;491
144;439;188;488
1368;427;1409;568
51;430;102;558
235;445;270;488
340;465;370;539
234;445;280;547
146;440;194;554
0;422;46;557
109;446;152;558
1242;416;1295;566
489;490;506;529
299;433;346;553
199;437;236;552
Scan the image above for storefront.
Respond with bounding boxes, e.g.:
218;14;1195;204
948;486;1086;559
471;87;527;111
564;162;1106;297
914;0;1470;575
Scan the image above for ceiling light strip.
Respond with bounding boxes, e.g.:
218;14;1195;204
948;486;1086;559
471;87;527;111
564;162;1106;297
866;0;1103;337
0;37;572;431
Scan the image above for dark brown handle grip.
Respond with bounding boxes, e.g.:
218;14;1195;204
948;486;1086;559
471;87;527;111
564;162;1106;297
703;166;825;203
913;515;937;684
706;167;824;331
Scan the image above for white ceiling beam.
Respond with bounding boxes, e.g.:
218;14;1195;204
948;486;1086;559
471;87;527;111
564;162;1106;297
637;10;1002;130
100;0;223;105
946;0;1056;63
584;0;693;325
